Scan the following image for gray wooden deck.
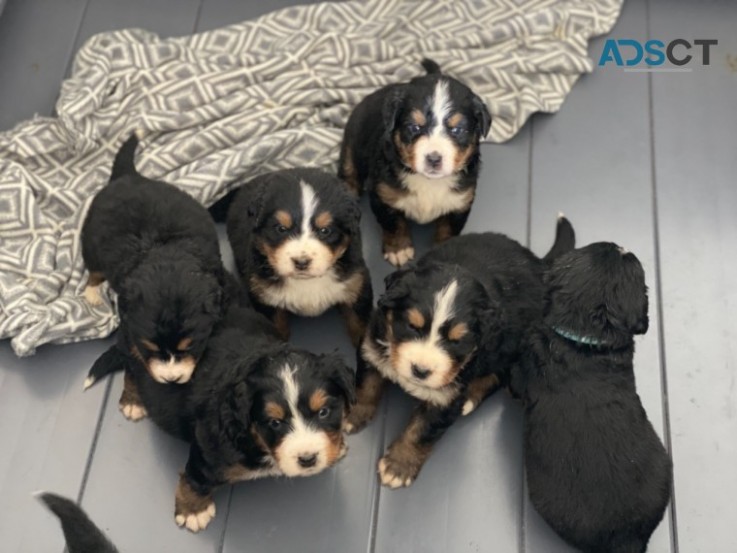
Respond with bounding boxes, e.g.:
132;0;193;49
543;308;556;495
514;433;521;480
1;0;735;551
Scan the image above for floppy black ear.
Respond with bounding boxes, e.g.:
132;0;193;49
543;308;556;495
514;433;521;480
320;353;356;406
472;95;491;138
219;377;253;444
378;266;414;311
603;284;650;336
382;86;406;142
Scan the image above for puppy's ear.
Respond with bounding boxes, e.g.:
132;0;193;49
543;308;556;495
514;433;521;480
320;353;356;406
219;377;253;443
472;95;491;138
382;86;406;139
602;283;650;336
378;266;414;311
203;283;225;318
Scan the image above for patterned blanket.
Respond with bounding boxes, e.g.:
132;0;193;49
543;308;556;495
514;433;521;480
0;0;622;356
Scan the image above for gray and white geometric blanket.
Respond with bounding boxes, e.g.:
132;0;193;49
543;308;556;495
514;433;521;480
0;0;622;356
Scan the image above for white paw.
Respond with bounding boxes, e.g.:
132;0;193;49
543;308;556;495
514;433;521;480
462;399;477;416
384;247;415;267
377;457;415;489
175;502;216;533
119;402;148;421
83;285;103;306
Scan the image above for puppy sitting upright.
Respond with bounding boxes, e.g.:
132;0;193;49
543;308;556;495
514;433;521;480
215;168;372;346
346;217;574;488
339;59;491;266
512;243;672;553
81;133;226;419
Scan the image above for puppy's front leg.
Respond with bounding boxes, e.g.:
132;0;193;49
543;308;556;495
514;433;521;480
434;209;471;244
378;399;463;489
118;371;148;421
370;191;414;267
343;355;385;434
339;269;373;348
462;372;502;416
175;444;219;533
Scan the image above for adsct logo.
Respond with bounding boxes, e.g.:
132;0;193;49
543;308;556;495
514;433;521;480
599;39;718;72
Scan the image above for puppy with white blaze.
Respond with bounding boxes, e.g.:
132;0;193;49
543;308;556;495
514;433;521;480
339;58;491;267
346;216;575;488
511;243;672;553
210;168;372;346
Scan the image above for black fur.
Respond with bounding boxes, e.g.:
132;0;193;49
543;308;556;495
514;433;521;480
37;492;118;553
511;243;672;553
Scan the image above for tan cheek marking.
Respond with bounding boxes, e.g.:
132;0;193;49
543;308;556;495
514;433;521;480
275;210;293;228
140;339;159;352
410;109;427;126
330;235;351;264
309;389;329;412
453;142;476;172
393;130;416;169
315;211;333;229
448;112;464;128
441;350;476;387
177;337;193;351
257;239;287;271
325;430;345;466
447;322;468;341
264;402;285;421
407;308;425;329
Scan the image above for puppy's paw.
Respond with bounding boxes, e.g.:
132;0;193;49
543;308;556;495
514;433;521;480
383;246;415;267
461;399;478;416
175;501;216;533
377;453;420;489
83;285;103;307
119;401;148;421
342;402;377;434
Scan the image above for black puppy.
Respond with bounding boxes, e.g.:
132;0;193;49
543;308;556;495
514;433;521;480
346;217;574;488
212;168;372;346
339;59;491;266
86;305;355;533
81;133;227;419
511;243;672;553
37;492;118;553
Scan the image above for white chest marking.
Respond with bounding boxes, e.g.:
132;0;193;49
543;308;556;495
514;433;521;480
257;270;356;316
395;173;471;224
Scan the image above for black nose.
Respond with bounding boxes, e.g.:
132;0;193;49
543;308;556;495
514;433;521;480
292;257;311;270
425;152;442;169
298;454;318;468
411;364;431;380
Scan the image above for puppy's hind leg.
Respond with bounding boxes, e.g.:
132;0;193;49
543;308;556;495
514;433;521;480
339;269;373;348
343;355;385;434
462;373;502;416
83;271;106;307
118;371;148;421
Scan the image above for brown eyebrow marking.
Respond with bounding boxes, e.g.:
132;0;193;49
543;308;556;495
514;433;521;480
264;402;285;420
140;339;159;352
315;211;333;229
410;109;427;126
309;389;329;412
447;322;468;341
407;308;425;329
275;210;293;228
177;337;192;351
448;113;464;127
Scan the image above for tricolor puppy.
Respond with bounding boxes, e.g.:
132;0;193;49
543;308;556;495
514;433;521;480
511;243;672;553
86;305;355;533
213;168;372;346
81;133;228;420
346;217;574;488
339;59;491;266
37;492;118;553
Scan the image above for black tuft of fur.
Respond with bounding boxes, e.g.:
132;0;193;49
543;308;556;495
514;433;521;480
110;133;140;182
420;58;442;75
37;492;118;553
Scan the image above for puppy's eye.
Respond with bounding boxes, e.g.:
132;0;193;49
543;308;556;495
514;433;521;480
318;226;332;237
275;224;289;234
448;126;467;137
318;407;331;419
407;123;422;135
268;418;283;430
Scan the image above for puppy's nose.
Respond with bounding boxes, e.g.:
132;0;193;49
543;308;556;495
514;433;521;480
425;152;442;169
411;364;431;380
292;257;311;271
298;453;318;468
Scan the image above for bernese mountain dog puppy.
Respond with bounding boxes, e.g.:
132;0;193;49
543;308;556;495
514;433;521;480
37;492;118;553
86;305;355;533
345;216;575;488
338;59;491;267
510;243;672;553
81;133;227;420
212;168;372;346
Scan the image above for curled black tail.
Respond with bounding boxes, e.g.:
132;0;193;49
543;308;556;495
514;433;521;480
36;492;119;553
110;132;140;181
83;345;129;391
421;58;442;75
543;213;576;262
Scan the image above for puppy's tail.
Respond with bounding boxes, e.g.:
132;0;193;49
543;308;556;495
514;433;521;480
110;132;141;182
35;492;119;553
543;213;576;262
83;345;128;391
421;58;442;75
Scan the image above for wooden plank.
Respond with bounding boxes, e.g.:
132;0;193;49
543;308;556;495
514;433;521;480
372;131;531;553
649;0;737;551
0;339;112;553
525;1;674;551
0;0;89;129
